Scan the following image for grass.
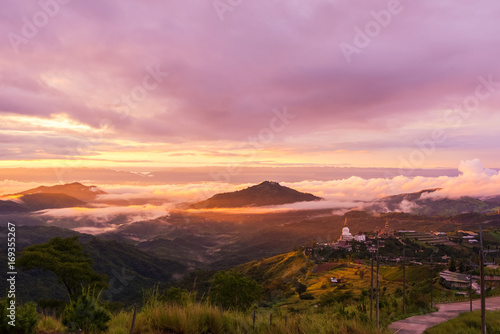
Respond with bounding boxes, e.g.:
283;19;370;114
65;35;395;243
235;251;312;285
380;265;430;281
425;310;500;334
37;292;391;334
306;263;374;298
36;314;65;333
112;300;392;334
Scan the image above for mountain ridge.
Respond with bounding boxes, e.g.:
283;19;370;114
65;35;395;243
0;182;107;213
366;188;500;216
14;182;106;202
190;181;323;209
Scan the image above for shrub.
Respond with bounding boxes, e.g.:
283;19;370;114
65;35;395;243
0;299;39;334
295;282;307;295
62;288;111;333
162;286;194;306
299;293;315;300
37;299;67;317
16;303;38;334
210;271;262;311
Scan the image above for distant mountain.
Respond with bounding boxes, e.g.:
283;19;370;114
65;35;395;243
0;200;30;213
190;181;322;209
15;182;106;202
0;193;86;212
366;189;500;216
365;189;440;212
0;182;107;213
486;195;500;204
20;193;86;211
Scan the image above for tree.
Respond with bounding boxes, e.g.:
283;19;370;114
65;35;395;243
358;268;366;280
295;282;307;295
18;236;107;298
210;271;262;311
449;258;457;272
458;259;465;273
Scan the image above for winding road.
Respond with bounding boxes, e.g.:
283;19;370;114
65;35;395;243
389;296;500;334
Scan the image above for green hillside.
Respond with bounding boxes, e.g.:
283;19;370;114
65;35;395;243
234;251;313;296
0;225;186;304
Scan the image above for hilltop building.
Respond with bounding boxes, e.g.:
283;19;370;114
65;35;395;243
338;218;353;242
330;219;368;250
354;232;366;242
378;218;392;237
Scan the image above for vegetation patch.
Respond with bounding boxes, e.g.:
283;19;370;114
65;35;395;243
425;310;500;334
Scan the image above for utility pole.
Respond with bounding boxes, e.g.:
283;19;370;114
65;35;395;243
480;222;486;334
403;248;406;315
430;254;433;309
370;251;374;321
469;257;473;313
376;239;380;329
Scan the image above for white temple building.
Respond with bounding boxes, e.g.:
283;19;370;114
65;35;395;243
339;226;353;241
333;218;367;248
338;218;353;242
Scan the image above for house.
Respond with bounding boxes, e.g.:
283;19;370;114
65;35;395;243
334;240;352;251
354;232;366;242
440;270;471;289
458;230;478;236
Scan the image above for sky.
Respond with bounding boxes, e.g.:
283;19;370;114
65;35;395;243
1;0;500;171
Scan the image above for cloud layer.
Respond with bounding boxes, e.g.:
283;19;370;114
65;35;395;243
4;159;496;234
285;159;500;204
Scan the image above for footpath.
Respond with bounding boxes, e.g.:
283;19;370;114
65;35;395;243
389;296;500;334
